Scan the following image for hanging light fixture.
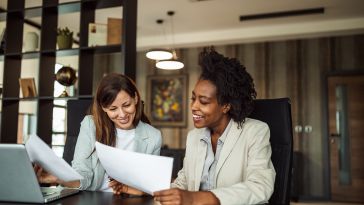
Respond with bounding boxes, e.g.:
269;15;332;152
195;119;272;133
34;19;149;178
156;11;184;70
156;50;184;70
145;19;173;60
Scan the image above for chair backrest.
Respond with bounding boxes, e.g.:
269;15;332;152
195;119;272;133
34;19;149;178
63;99;93;164
160;147;185;179
249;98;293;205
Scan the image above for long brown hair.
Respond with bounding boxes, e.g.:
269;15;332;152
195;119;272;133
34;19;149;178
91;73;150;147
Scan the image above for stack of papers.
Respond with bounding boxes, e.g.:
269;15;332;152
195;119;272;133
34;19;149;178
95;142;173;195
25;134;83;182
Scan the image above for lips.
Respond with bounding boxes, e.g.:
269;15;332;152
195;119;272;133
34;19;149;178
117;117;129;124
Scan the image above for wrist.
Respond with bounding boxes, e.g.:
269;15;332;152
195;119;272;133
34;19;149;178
193;191;220;205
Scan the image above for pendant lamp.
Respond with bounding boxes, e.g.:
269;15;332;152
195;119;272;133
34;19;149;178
156;50;184;70
156;11;184;70
145;19;173;60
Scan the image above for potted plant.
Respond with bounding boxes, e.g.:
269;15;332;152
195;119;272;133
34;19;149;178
57;27;73;49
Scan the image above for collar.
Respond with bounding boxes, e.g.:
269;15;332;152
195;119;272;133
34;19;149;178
200;119;234;144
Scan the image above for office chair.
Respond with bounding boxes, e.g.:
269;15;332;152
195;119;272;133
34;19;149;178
160;146;185;179
249;98;293;205
63;99;93;165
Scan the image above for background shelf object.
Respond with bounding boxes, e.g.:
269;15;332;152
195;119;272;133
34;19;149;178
0;0;137;146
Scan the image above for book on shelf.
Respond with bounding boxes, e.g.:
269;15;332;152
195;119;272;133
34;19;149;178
88;23;107;47
19;78;37;98
107;18;122;45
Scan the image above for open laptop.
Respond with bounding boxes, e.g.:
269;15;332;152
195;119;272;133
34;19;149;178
0;144;79;203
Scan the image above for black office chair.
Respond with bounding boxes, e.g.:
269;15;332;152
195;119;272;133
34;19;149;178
160;146;185;179
63;99;93;165
249;98;293;205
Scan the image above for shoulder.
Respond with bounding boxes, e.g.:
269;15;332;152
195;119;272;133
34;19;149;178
136;121;162;139
241;118;270;143
186;127;206;145
240;118;269;132
80;115;95;127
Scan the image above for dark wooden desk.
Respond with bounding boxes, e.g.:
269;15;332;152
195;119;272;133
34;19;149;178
0;191;154;205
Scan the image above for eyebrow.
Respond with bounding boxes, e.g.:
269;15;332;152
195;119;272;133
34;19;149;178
192;91;211;100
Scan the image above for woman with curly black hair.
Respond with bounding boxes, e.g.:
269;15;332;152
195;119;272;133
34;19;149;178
154;47;275;205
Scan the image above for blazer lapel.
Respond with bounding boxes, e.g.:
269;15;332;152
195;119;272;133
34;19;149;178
214;121;242;180
134;123;148;153
194;133;207;190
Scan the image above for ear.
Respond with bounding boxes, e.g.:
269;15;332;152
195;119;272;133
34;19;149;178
223;104;231;114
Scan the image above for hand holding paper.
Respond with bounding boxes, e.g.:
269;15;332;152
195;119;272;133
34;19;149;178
95;142;173;195
25;134;83;182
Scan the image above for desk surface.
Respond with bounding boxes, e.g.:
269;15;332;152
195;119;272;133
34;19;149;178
0;191;155;205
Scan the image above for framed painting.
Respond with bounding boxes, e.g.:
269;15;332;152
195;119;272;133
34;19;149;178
147;74;188;127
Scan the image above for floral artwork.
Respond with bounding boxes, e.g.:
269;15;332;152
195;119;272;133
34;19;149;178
147;75;187;127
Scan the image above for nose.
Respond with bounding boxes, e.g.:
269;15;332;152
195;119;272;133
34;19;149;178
190;100;198;112
116;107;127;117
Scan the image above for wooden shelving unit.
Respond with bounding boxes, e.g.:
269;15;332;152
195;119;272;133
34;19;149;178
0;0;137;145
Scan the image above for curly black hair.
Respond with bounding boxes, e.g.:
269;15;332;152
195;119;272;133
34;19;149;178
198;47;257;127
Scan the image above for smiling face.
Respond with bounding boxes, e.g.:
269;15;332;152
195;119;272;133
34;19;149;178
102;90;138;130
191;79;231;132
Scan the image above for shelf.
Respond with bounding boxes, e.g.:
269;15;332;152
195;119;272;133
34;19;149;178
80;44;122;54
24;7;42;19
1;95;94;101
42;46;122;56
0;0;136;145
23;51;41;59
58;2;81;15
82;0;122;9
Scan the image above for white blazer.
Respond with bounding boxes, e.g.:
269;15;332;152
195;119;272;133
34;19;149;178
172;118;276;205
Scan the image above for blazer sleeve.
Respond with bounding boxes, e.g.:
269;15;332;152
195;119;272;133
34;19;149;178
71;116;95;190
171;157;188;189
211;124;276;205
171;131;193;190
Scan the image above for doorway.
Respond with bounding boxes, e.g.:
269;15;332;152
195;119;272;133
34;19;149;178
327;74;364;203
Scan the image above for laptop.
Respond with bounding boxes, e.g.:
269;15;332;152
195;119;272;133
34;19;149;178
0;144;79;203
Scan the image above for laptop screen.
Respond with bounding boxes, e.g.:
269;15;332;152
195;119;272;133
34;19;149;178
0;144;46;203
0;143;80;203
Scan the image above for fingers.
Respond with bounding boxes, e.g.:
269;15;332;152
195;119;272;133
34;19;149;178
109;182;144;196
108;181;126;195
154;188;183;204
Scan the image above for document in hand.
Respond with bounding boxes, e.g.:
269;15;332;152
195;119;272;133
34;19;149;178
95;142;173;195
25;134;83;182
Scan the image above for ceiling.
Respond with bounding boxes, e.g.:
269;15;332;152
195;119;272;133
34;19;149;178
1;0;364;51
138;0;364;50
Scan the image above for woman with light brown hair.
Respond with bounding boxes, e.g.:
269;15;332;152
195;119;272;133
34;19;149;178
35;73;162;195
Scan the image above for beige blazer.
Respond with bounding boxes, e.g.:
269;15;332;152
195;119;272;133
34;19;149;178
172;118;276;205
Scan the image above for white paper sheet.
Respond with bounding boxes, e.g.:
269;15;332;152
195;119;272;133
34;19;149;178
25;134;83;182
95;142;173;195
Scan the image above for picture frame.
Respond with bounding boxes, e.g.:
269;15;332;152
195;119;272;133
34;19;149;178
88;23;107;47
147;74;188;127
19;78;37;98
107;18;122;45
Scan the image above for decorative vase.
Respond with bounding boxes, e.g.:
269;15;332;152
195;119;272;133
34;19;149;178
24;32;39;52
57;34;73;49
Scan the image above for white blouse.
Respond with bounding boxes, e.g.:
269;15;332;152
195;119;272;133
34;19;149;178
99;128;136;192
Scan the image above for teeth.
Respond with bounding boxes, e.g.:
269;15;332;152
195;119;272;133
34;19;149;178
193;114;203;119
